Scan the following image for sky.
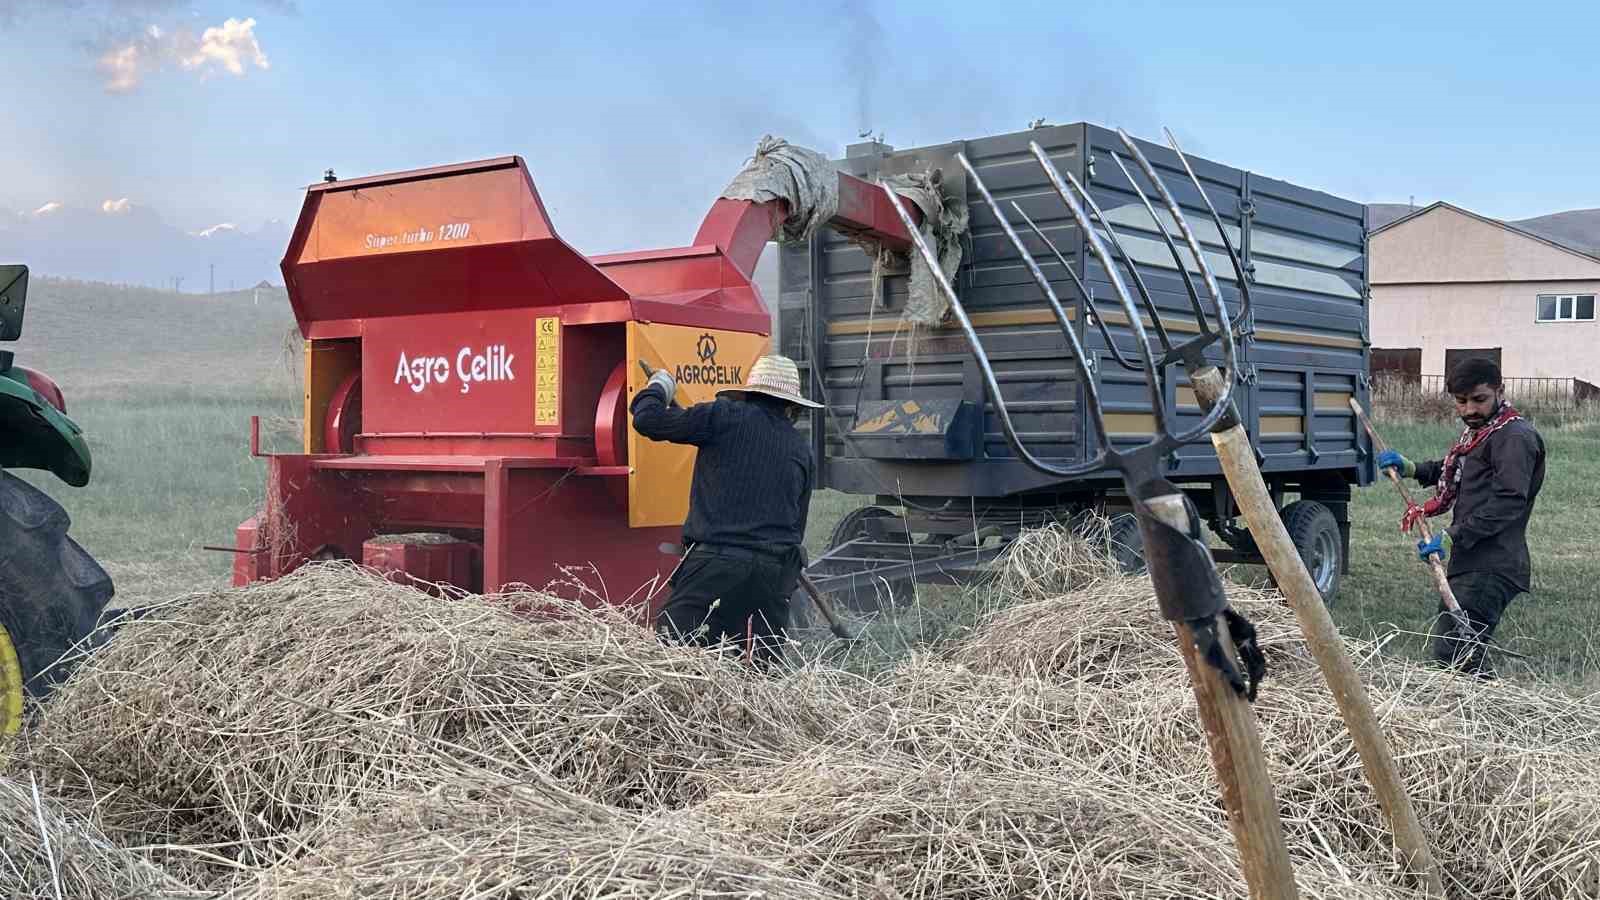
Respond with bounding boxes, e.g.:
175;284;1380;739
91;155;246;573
2;0;1598;258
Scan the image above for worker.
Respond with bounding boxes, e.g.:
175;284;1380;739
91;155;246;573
630;354;821;666
1377;357;1545;676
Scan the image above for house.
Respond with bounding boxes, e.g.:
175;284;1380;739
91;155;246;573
1369;202;1600;384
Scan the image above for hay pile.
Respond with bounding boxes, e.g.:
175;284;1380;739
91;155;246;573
4;554;1599;899
233;779;841;900
10;565;867;885
0;772;193;899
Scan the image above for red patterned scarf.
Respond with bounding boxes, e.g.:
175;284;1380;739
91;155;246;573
1400;402;1522;534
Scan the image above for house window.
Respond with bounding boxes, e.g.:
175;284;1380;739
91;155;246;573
1536;293;1596;322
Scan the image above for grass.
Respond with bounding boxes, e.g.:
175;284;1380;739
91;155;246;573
19;386;299;606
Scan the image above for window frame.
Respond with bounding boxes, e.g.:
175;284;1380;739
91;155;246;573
1535;292;1597;323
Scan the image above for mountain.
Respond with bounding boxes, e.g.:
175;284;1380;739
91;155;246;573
1508;208;1600;256
0;201;289;291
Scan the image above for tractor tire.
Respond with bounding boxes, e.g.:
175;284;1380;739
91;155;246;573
824;506;913;612
0;471;113;734
1280;499;1342;606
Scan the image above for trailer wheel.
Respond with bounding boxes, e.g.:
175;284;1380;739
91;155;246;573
824;506;913;611
1280;499;1342;605
0;471;114;734
1107;513;1146;575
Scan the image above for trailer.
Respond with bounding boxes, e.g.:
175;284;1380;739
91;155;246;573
779;123;1374;607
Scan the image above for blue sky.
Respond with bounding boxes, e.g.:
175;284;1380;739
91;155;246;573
3;0;1597;255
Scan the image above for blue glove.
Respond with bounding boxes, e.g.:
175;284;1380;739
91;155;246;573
1416;533;1445;562
1377;450;1415;478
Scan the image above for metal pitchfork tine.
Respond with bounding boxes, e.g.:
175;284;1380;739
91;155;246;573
882;140;1300;898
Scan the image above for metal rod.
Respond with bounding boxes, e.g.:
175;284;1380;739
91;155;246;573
1026;142;1171;437
1109;152;1210;328
1010;202;1144;373
881;180;1107;478
1160;127;1254;331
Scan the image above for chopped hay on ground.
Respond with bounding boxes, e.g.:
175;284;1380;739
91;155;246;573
12;564;865;879
4;547;1598;899
0;772;194;899
230;777;841;900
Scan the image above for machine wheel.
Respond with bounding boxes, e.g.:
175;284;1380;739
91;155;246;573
824;506;913;612
1107;512;1146;575
0;471;114;734
1280;499;1342;605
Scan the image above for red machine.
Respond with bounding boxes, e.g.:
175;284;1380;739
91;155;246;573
234;153;918;615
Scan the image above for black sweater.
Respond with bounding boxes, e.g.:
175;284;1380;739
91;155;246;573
1414;418;1545;591
629;388;813;552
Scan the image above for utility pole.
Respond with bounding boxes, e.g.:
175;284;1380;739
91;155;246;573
174;275;184;294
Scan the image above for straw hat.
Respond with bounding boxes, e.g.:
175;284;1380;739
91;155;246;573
717;354;822;408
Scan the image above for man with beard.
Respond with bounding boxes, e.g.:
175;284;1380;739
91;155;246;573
1377;357;1546;676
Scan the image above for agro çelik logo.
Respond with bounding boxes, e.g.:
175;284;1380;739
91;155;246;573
675;333;742;386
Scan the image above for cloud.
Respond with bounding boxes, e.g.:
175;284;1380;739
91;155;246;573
192;223;238;237
179;17;268;77
33;201;62;216
96;17;268;92
102;198;133;214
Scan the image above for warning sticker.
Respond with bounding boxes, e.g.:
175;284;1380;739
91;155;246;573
534;316;560;426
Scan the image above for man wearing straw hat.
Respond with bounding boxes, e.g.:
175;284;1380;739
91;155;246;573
630;354;822;666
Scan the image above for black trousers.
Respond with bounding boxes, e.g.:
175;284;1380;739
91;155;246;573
1431;570;1522;676
656;544;800;667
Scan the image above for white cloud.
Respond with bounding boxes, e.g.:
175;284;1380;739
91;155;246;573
179;17;268;77
102;198;133;214
98;41;149;93
192;223;238;237
33;201;62;216
96;16;268;93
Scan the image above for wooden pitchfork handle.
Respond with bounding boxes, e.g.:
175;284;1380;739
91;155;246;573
1187;370;1445;898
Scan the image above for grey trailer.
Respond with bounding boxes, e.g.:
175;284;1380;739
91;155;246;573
778;123;1374;606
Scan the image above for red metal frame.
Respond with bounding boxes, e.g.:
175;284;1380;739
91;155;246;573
239;152;922;620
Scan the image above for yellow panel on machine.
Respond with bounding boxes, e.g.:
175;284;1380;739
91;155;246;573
625;321;769;528
1;623;21;735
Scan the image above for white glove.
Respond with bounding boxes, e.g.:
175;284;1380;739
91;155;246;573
645;368;677;403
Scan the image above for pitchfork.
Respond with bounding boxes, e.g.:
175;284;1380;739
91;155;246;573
881;130;1440;899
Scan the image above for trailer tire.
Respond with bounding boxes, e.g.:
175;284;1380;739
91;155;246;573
824;506;912;612
1280;499;1341;605
0;471;114;733
1107;513;1146;575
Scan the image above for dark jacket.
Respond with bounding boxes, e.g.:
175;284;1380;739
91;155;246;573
1414;418;1545;592
629;388;813;553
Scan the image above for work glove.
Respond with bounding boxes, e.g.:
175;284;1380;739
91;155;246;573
1377;449;1415;478
1416;533;1446;563
643;368;678;404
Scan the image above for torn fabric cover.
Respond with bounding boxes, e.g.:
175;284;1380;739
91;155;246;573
882;170;969;326
719;136;840;243
1135;486;1267;700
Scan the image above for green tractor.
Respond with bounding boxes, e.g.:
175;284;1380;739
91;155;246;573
0;264;113;736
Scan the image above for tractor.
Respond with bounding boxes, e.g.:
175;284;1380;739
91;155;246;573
0;264;114;736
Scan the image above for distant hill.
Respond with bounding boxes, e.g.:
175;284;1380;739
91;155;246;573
1508;208;1600;255
1367;203;1421;230
11;276;299;397
1;202;289;291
